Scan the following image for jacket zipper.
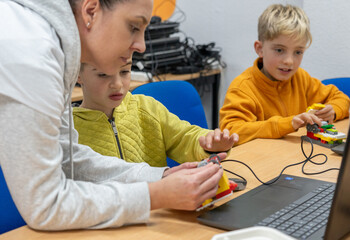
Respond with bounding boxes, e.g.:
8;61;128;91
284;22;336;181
109;118;124;159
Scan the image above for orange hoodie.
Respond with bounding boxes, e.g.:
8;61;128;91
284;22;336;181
220;58;350;145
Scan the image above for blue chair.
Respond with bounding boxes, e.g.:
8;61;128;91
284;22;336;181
0;166;26;234
322;77;350;97
132;80;208;167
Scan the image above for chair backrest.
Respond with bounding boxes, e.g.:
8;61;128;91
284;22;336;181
0;166;26;234
132;80;208;128
132;80;208;167
322;77;350;97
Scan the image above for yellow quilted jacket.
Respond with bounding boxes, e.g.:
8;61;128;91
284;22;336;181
73;92;211;167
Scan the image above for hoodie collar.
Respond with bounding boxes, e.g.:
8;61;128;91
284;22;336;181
252;58;293;94
74;92;133;121
12;0;81;95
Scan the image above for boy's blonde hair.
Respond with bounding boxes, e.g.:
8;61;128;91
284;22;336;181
258;4;312;47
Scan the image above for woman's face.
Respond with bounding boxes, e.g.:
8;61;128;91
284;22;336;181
79;0;153;75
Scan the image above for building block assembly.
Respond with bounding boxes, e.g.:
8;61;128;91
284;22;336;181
305;104;346;148
196;154;237;211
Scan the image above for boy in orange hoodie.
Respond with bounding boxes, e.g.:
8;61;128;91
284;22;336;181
220;4;349;145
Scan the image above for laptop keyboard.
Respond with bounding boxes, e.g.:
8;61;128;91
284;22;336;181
256;183;335;239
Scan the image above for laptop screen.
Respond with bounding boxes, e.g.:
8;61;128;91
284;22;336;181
324;125;350;240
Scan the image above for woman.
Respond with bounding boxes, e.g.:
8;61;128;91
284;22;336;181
0;0;224;230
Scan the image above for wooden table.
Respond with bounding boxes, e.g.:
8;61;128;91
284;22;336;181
72;69;222;128
2;119;349;240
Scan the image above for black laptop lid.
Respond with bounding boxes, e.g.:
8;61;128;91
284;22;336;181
331;142;346;155
324;126;350;240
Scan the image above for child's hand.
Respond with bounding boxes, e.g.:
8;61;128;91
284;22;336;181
198;129;239;153
314;104;335;124
292;112;322;130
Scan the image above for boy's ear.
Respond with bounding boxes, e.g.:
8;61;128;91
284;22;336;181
254;40;263;58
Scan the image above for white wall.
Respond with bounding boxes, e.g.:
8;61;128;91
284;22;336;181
172;0;350;127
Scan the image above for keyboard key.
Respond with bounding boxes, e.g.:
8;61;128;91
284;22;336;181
294;192;317;205
256;183;334;238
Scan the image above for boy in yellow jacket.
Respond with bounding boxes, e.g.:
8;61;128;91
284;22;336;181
73;63;239;167
220;4;349;145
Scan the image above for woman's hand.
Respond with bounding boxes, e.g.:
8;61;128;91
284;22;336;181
151;152;228;210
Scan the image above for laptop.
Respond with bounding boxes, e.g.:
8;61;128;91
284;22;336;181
331;142;346;155
198;128;350;240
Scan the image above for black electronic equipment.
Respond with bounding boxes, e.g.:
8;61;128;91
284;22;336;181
144;37;181;53
145;21;180;40
132;19;183;74
133;47;184;61
133;17;224;76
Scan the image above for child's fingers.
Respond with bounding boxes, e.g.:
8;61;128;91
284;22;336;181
292;116;305;130
205;132;215;149
222;129;230;139
232;133;239;143
315;105;335;123
317;113;334;124
315;104;332;114
298;112;319;125
198;135;206;149
295;119;305;128
309;114;322;126
296;118;305;124
213;128;222;141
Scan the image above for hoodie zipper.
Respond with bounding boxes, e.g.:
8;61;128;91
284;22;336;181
109;118;124;159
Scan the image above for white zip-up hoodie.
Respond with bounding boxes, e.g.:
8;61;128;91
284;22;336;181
0;0;165;230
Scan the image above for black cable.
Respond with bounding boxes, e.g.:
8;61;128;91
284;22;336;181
224;169;247;184
141;4;225;79
300;136;340;175
167;1;187;23
221;136;340;185
178;36;224;97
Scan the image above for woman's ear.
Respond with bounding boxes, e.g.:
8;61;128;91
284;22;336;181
77;75;83;85
254;40;263;58
80;0;100;29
